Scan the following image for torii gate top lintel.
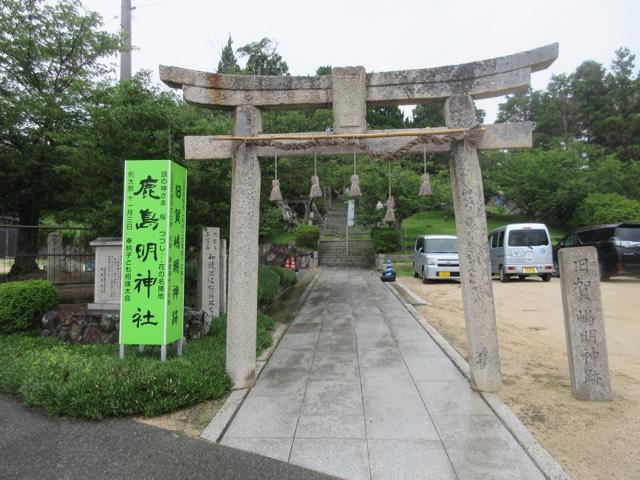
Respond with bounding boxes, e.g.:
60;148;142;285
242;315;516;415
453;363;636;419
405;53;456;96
160;43;557;160
159;43;557;111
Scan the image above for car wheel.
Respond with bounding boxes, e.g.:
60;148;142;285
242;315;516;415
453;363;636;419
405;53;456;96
541;273;551;282
499;266;510;283
518;275;526;281
422;268;430;284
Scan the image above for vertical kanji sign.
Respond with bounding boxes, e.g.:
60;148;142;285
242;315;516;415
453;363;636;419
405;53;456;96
120;160;187;347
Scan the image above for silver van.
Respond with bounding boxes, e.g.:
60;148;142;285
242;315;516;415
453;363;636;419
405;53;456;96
489;223;553;282
413;235;459;283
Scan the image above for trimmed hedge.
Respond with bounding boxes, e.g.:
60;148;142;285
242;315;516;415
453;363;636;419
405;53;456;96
294;224;320;250
269;265;297;287
371;226;401;253
0;280;59;334
0;313;274;419
258;264;280;306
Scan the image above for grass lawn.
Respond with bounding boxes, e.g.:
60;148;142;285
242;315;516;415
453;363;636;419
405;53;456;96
399;210;568;251
0;313;274;419
265;229;296;245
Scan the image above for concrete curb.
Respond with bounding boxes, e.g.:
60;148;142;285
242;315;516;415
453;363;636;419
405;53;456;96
200;270;321;444
385;280;571;480
394;279;432;306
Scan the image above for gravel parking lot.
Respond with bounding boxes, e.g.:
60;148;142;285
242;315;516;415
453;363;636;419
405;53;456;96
402;275;640;480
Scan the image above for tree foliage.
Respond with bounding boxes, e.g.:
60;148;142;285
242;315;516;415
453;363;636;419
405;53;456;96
493;48;640;227
574;193;640;226
217;36;240;74
0;0;118;273
237;38;289;76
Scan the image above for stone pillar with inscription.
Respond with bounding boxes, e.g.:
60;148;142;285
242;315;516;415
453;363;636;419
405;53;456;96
445;95;502;392
559;246;612;401
88;237;122;311
198;227;220;319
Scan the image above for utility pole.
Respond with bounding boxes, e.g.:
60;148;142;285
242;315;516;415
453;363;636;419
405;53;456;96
120;0;132;81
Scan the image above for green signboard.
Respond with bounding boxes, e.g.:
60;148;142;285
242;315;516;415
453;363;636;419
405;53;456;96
120;160;187;347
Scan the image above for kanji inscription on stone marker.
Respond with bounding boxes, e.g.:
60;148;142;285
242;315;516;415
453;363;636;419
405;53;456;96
558;246;612;401
199;227;220;319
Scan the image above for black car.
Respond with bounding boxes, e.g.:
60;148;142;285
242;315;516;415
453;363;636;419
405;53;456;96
553;223;640;280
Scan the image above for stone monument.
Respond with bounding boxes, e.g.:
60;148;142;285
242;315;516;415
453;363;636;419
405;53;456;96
88;237;122;312
47;231;63;283
559;246;613;401
198;227;221;319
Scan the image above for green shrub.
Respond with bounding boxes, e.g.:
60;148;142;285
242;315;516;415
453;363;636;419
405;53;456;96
0;313;275;419
258;264;280;306
574;193;640;227
370;226;401;253
269;265;297;287
294;224;320;250
0;280;59;334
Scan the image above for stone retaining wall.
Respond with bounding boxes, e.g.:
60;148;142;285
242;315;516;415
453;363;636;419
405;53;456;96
39;308;213;344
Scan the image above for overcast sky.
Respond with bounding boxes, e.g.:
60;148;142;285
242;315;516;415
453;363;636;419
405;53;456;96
82;0;640;122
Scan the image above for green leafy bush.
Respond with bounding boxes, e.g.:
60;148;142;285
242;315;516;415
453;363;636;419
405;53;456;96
0;313;275;419
294;224;320;250
269;266;297;287
0;280;59;334
258;264;280;306
574;193;640;227
371;226;401;253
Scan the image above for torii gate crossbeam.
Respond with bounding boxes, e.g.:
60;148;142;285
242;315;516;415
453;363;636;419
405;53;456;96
161;43;558;392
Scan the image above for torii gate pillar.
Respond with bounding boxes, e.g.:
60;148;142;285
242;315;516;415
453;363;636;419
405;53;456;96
446;95;501;391
226;105;262;388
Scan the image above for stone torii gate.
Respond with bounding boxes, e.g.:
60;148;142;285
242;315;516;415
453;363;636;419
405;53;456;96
161;43;558;392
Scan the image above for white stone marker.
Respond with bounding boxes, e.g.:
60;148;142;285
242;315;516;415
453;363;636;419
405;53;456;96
220;238;228;314
198;227;220;319
559;247;612;401
88;237;122;311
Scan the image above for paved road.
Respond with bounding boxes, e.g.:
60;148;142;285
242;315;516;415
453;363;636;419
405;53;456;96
0;394;335;480
220;267;545;480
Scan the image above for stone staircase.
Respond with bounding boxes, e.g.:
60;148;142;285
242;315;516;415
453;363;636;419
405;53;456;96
319;200;374;267
322;202;368;237
318;240;375;267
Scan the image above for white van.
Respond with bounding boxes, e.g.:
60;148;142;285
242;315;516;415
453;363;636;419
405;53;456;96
413;235;459;283
488;223;553;282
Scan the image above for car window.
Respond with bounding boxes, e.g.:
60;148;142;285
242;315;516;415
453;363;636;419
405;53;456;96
565;234;576;247
507;229;549;247
491;234;498;248
415;239;421;251
424;238;458;253
615;227;640;242
498;231;505;247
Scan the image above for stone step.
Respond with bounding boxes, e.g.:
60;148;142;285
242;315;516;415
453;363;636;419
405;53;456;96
319;246;374;252
319;258;374;267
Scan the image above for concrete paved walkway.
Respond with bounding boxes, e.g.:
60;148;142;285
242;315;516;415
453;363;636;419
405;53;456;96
221;268;545;480
0;394;335;480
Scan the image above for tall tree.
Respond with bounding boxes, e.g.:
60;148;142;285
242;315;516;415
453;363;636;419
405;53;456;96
217;36;240;74
237;38;289;76
0;0;118;274
63;74;233;250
